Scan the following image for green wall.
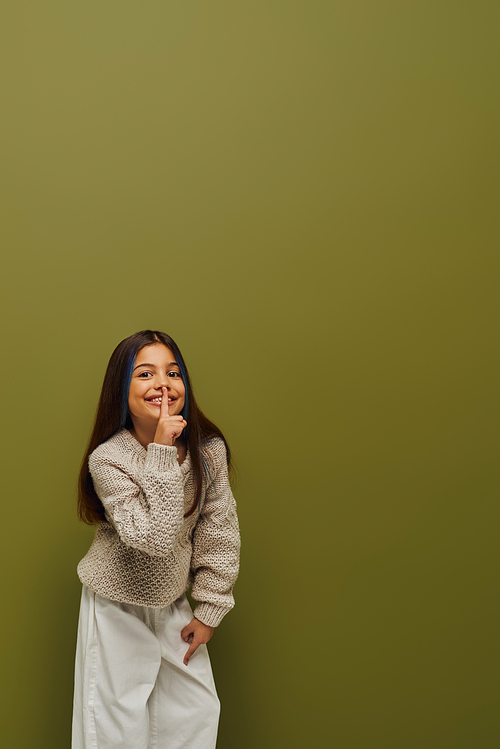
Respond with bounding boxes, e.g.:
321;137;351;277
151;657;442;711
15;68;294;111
1;2;499;747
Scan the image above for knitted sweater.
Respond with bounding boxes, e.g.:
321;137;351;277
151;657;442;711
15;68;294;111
77;429;240;627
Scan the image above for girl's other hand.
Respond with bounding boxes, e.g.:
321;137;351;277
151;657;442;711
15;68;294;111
181;618;215;666
153;387;187;446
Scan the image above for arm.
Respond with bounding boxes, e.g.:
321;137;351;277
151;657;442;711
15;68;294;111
190;439;241;628
89;441;185;557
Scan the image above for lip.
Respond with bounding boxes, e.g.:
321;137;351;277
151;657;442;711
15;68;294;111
145;396;177;406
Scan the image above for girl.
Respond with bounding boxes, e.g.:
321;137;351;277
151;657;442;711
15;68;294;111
72;330;241;749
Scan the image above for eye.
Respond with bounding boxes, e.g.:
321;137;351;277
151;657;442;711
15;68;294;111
167;370;181;378
138;371;153;378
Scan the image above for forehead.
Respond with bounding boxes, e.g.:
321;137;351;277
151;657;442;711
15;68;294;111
135;343;177;365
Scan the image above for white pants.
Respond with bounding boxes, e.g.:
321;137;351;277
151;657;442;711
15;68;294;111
72;586;220;749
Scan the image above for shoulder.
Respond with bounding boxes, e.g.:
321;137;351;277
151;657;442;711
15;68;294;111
89;429;144;470
199;437;230;484
201;436;229;467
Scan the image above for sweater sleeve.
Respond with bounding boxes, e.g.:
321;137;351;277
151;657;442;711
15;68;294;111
88;442;185;558
190;439;241;627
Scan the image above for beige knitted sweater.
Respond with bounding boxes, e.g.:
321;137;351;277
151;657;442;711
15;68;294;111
77;429;240;627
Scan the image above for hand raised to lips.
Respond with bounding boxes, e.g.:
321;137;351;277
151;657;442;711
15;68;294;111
153;387;187;446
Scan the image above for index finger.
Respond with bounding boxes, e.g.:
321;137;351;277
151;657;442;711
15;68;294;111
183;640;199;666
160;387;170;417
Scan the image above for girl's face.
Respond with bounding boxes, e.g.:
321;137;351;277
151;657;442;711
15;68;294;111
127;343;186;427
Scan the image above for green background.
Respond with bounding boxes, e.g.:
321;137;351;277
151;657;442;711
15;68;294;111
1;2;499;747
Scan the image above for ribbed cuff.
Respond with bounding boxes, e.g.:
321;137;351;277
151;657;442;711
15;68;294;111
193;602;232;628
145;442;179;472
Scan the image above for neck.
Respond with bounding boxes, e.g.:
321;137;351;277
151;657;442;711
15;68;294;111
129;418;156;449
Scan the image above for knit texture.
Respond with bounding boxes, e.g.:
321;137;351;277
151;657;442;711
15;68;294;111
77;429;240;627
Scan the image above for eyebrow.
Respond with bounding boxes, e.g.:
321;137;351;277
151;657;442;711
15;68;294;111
133;361;179;371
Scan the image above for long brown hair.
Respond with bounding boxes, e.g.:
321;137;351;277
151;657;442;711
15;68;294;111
77;330;230;524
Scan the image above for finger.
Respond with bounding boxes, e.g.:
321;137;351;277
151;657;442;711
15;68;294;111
183;640;200;666
173;419;187;440
181;623;194;641
159;387;170;417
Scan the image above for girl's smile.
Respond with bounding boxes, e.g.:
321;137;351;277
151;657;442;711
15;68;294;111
145;395;178;406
